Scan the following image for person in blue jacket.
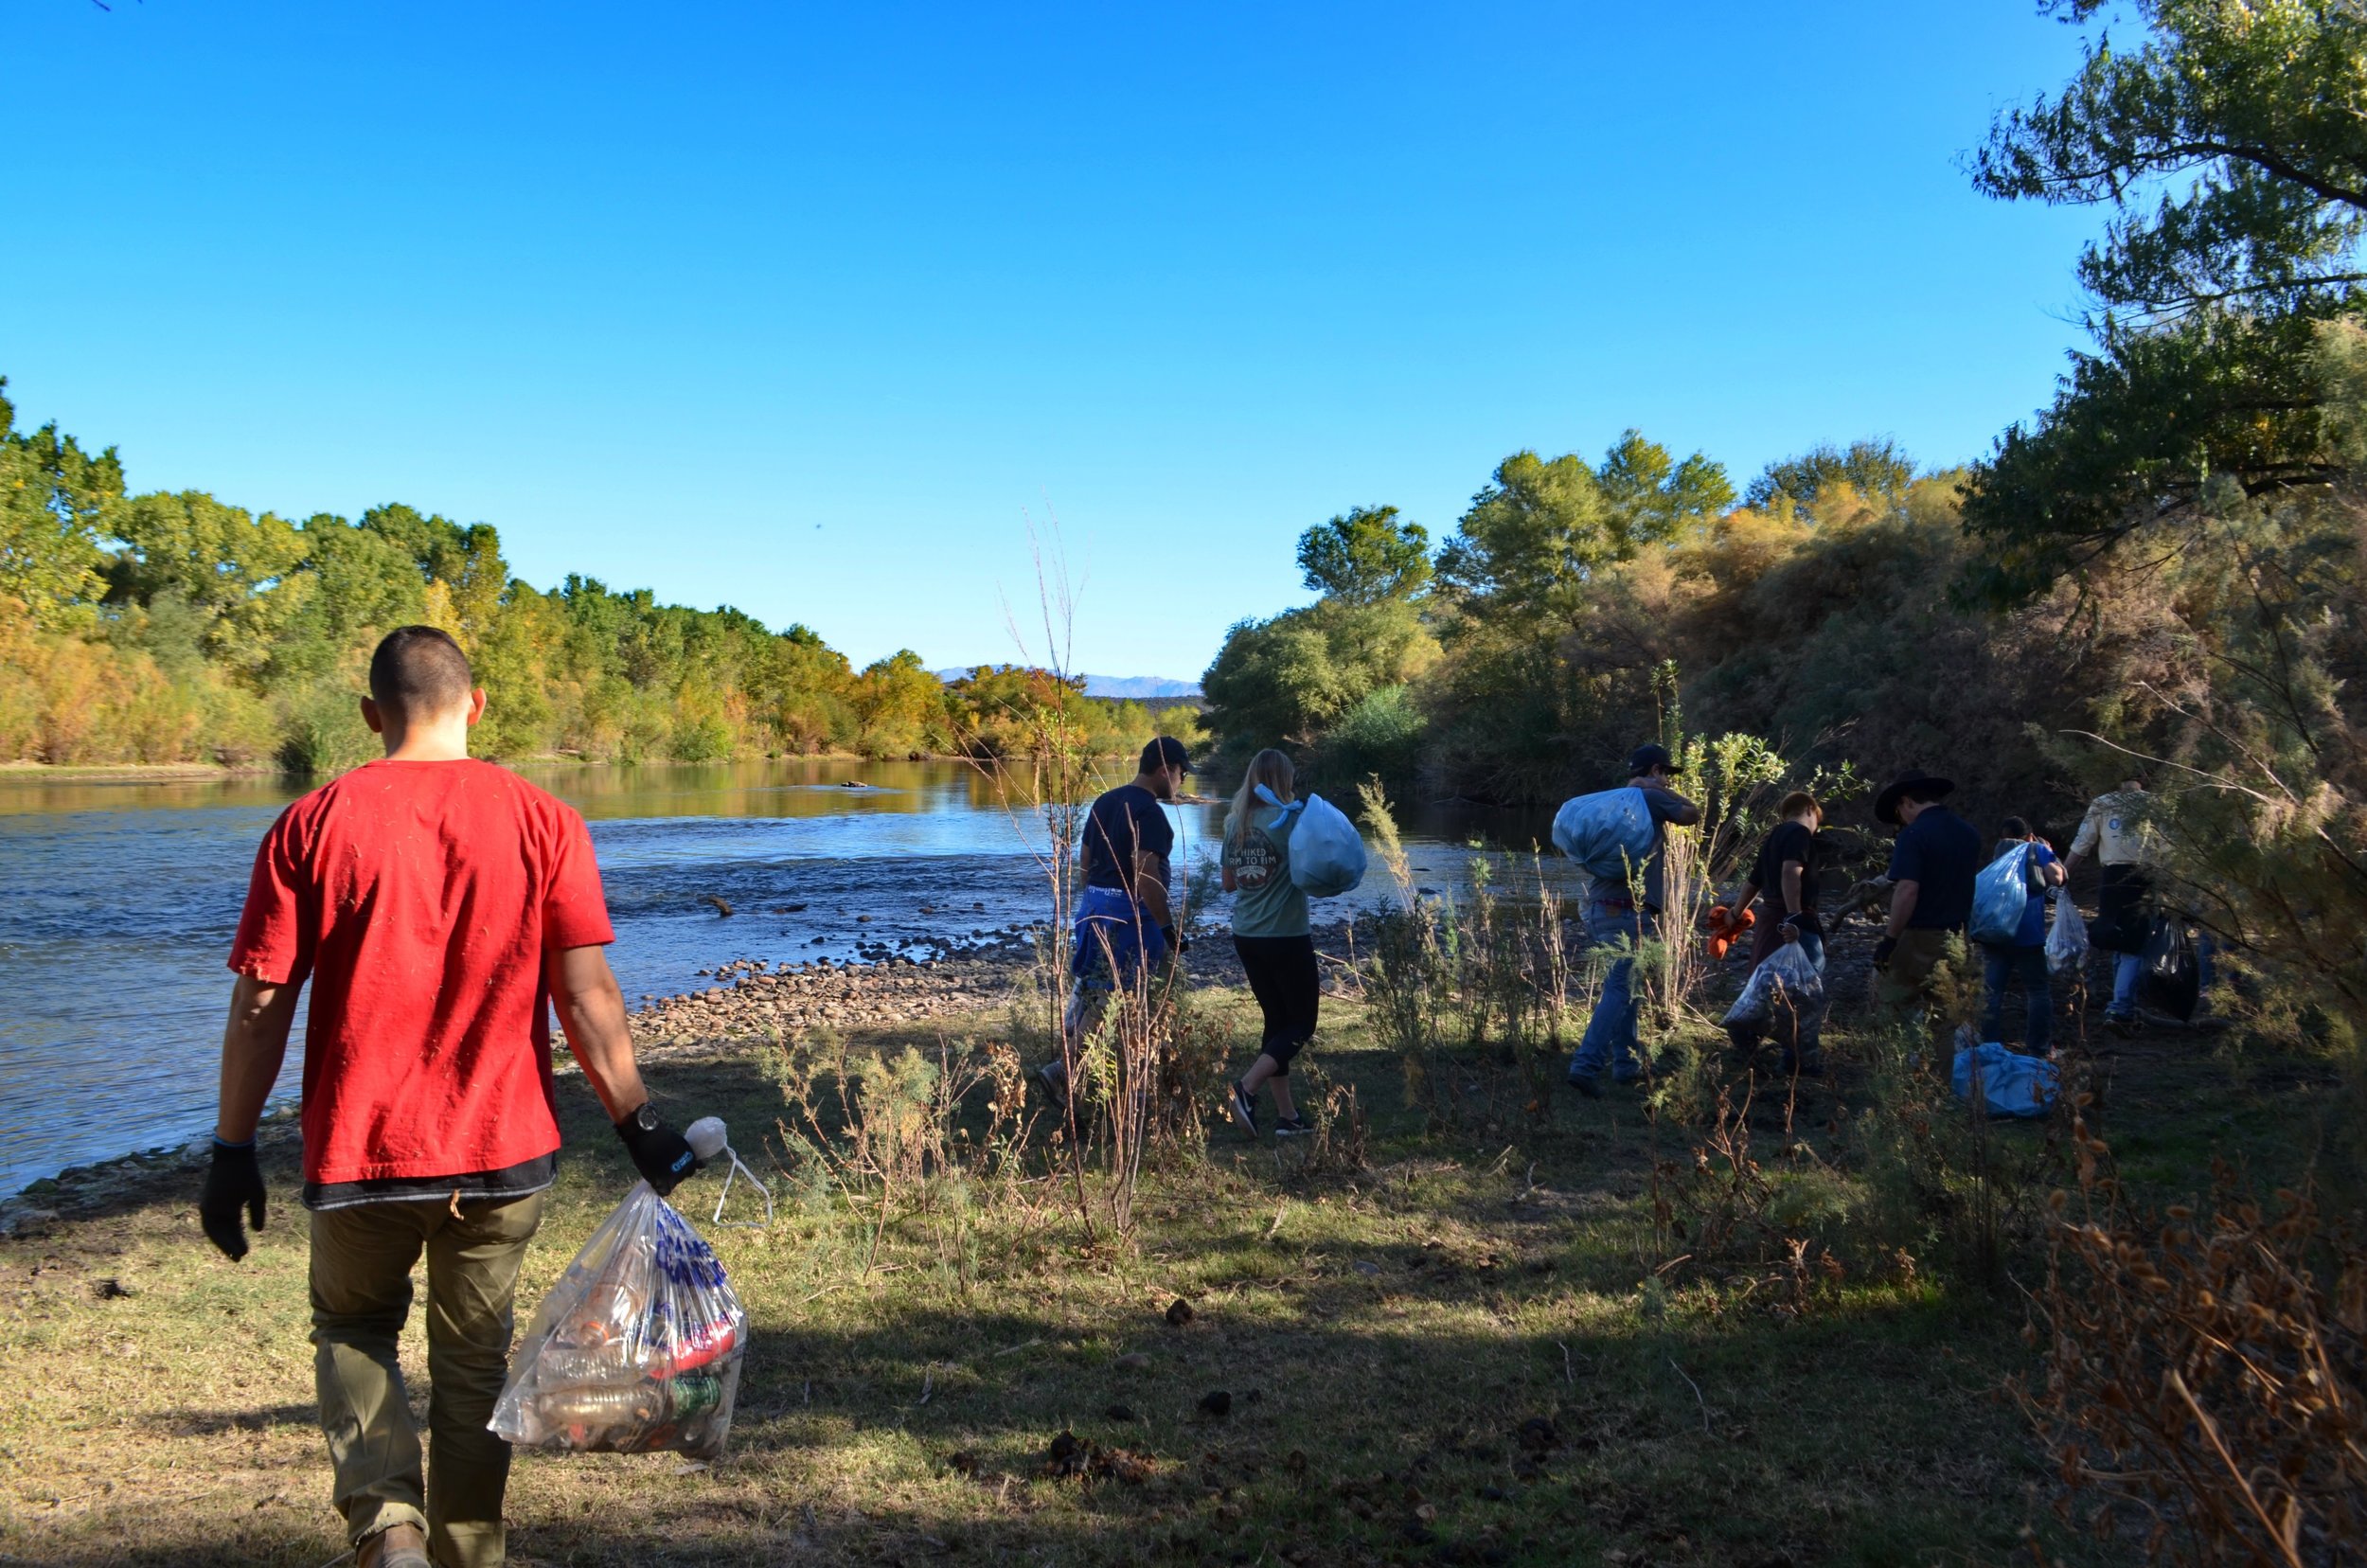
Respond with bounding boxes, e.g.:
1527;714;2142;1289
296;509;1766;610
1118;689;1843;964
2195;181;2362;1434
1978;816;2066;1056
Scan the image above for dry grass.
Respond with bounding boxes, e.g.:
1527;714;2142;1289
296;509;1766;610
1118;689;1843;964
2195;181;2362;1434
0;989;2340;1567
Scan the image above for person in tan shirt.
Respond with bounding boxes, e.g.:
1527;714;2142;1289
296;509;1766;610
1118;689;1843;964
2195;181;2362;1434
2063;776;2159;1025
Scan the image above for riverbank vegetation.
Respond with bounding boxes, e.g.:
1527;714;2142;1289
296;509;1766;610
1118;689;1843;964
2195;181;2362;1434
4;922;2353;1567
0;421;1185;770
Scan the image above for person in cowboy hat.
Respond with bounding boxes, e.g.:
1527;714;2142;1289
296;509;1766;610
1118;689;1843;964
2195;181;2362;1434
1870;767;1984;1013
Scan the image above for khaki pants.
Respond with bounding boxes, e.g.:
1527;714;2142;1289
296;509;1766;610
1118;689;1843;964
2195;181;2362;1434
310;1191;545;1568
1876;927;1956;1013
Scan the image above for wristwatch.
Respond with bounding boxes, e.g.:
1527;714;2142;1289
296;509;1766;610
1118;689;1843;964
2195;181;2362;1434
621;1101;660;1135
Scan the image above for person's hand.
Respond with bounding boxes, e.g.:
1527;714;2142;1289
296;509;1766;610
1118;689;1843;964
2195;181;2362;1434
200;1139;267;1260
1872;935;1898;970
614;1105;700;1197
1780;910;1823;941
1163;926;1189;955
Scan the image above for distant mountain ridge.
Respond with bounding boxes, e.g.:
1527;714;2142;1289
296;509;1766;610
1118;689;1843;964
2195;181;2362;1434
934;667;1201;701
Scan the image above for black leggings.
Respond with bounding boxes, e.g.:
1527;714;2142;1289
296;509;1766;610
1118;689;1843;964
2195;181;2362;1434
1235;933;1319;1073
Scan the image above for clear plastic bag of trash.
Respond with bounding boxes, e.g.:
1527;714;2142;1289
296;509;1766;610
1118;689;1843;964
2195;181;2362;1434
2043;893;2089;977
489;1182;747;1458
1719;939;1826;1030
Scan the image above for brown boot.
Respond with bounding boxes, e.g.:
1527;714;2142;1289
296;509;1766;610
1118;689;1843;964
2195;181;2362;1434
356;1523;432;1568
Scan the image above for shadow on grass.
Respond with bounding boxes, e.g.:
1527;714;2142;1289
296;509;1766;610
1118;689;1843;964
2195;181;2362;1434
9;1020;2173;1568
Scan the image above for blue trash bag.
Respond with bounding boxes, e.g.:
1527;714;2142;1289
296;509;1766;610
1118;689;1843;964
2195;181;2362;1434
1950;1040;2060;1119
1968;842;2034;945
1551;788;1656;882
1286;792;1367;898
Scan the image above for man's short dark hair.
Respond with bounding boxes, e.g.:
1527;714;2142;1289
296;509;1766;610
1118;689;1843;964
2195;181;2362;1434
1141;736;1191;775
1777;790;1820;820
2002;814;2032;840
368;626;474;719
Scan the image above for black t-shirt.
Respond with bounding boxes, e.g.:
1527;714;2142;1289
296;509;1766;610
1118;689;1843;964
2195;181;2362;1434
1887;804;1984;931
1753;822;1818;913
1081;783;1175;898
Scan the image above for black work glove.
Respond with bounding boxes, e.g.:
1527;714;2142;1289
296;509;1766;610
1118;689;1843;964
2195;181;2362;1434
200;1139;267;1260
614;1104;699;1197
1162;926;1190;955
1871;935;1898;970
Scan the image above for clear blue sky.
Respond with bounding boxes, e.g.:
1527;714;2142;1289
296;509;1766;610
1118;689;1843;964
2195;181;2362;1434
3;2;2102;681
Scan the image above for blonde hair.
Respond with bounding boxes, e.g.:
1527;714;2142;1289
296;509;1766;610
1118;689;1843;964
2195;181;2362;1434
1227;749;1296;850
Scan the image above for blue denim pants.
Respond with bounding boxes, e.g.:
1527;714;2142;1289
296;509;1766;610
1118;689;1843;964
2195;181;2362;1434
1569;900;1646;1083
1981;942;2052;1055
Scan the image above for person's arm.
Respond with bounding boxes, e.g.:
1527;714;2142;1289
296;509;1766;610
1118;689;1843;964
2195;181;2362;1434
1885;880;1920;937
1220;865;1238;893
1639;783;1702;828
547;944;697;1193
216;975;301;1144
200;974;304;1260
547;944;650;1120
1132;848;1175;932
2065;806;2100;874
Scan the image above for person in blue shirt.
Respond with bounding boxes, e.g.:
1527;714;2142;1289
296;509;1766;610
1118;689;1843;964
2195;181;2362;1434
1568;743;1701;1096
1037;736;1191;1107
1872;769;1984;1013
1978;816;2067;1056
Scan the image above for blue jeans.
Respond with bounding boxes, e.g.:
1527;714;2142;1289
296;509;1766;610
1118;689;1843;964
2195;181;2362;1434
1981;942;2052;1055
2109;953;2144;1017
1071;884;1166;992
1570;901;1646;1083
2109;932;2216;1018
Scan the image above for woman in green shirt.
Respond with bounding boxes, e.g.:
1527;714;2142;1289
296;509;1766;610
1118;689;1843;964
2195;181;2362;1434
1222;749;1318;1137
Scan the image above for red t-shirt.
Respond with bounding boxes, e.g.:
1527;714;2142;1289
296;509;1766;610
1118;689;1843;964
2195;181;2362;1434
228;758;615;1186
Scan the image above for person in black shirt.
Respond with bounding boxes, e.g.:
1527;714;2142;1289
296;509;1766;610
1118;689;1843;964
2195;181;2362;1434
1734;790;1824;970
1871;768;1984;1012
1725;791;1826;1074
1038;736;1192;1106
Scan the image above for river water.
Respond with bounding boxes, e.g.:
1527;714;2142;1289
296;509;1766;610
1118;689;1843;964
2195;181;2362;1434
0;758;1558;1197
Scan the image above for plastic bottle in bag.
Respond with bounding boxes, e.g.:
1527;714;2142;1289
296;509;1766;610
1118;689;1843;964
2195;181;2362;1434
490;1182;749;1459
2043;894;2089;976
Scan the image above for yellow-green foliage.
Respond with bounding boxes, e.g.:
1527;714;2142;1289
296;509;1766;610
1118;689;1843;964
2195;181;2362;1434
0;388;1189;772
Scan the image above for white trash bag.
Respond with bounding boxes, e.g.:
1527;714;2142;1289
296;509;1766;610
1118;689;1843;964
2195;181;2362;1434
490;1155;753;1459
1552;788;1656;882
1720;940;1826;1031
2044;893;2090;977
1968;842;2034;946
1286;792;1368;898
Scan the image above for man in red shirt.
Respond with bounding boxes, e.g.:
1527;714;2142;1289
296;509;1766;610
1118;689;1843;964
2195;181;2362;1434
201;626;698;1568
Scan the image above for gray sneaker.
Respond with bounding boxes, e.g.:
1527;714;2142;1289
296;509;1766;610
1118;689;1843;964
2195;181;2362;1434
1272;1114;1314;1137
